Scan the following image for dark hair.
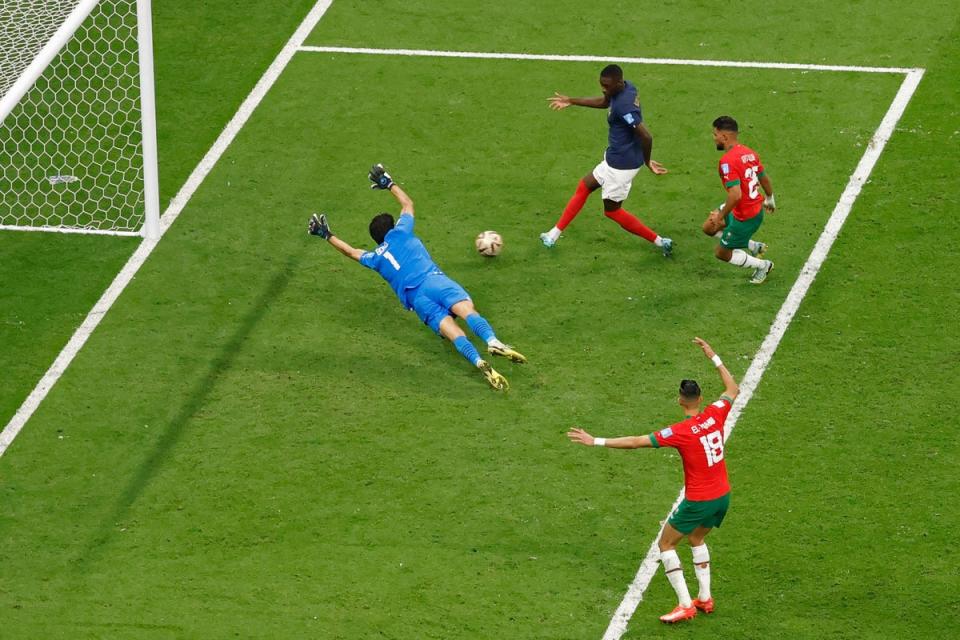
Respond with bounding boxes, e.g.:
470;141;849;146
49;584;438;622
679;379;702;400
712;115;739;132
369;213;395;244
600;64;623;79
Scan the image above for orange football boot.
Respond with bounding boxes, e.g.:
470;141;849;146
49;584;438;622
659;604;697;623
692;598;714;614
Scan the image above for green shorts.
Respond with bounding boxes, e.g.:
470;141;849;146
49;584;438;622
668;492;730;534
720;211;763;249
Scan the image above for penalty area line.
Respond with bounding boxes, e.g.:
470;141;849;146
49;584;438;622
0;0;336;459
601;67;925;640
298;45;920;74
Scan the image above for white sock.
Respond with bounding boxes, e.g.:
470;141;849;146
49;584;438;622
729;249;766;270
660;549;692;607
488;338;506;349
747;239;763;254
653;235;664;247
546;226;561;242
691;544;711;601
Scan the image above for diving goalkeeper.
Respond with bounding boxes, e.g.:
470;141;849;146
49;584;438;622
307;164;526;391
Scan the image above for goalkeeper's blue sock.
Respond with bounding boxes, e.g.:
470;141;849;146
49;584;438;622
453;336;482;367
465;313;497;344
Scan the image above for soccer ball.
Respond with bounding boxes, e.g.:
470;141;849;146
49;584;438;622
475;230;503;257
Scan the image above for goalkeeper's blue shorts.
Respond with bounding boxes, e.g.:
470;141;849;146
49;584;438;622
410;273;470;334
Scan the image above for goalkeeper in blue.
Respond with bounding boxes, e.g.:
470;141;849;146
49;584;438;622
307;164;526;390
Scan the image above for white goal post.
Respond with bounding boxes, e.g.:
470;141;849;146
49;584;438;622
0;0;160;238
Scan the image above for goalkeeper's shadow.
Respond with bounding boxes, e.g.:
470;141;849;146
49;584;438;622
75;252;304;569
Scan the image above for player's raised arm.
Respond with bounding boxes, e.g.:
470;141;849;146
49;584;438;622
634;123;668;175
567;427;653;449
548;91;609;110
388;184;414;216
369;163;414;216
307;213;364;261
693;337;739;400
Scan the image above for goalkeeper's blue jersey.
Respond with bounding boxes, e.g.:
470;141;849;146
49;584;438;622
359;213;441;309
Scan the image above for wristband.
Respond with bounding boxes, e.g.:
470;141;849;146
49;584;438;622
594;438;606;447
717;203;726;214
711;354;723;368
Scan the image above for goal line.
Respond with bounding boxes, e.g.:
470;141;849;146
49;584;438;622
0;224;141;237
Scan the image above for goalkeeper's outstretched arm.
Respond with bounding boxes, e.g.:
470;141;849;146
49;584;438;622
388;183;415;216
369;164;415;216
328;235;364;262
308;213;363;261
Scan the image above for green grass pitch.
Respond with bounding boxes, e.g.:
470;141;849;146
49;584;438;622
1;1;958;638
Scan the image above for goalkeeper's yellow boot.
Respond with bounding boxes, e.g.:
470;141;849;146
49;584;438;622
488;343;527;364
478;360;509;391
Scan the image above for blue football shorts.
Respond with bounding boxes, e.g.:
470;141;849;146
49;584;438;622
410;273;471;333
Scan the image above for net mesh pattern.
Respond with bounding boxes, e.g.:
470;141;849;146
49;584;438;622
0;0;147;232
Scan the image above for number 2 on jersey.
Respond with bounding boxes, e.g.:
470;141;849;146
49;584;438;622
699;431;724;467
744;166;760;199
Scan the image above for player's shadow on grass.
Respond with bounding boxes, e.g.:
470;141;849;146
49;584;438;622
76;253;302;568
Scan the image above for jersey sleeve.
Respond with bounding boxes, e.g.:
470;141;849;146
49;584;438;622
615;93;643;128
706;397;734;421
621;109;642;127
359;251;377;270
649;424;686;449
719;159;740;189
393;212;415;235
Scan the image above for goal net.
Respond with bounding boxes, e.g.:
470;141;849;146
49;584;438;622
0;0;159;237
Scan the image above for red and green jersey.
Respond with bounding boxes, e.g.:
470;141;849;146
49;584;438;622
719;144;765;221
650;397;733;501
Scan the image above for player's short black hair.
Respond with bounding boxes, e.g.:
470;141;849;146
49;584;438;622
369;213;394;244
679;379;702;400
600;64;623;79
713;115;739;132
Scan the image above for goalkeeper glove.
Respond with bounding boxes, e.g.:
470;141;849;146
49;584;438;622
308;213;332;239
368;163;395;190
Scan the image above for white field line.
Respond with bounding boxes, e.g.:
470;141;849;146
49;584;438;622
0;224;141;237
0;26;926;633
299;45;921;75
601;67;925;640
0;0;336;458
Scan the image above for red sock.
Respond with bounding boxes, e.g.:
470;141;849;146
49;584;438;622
605;207;658;243
556;180;592;231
